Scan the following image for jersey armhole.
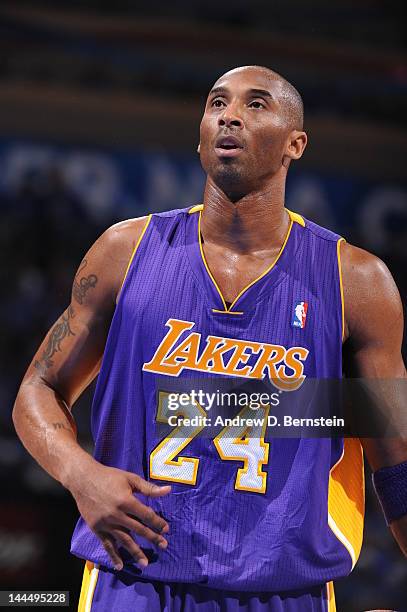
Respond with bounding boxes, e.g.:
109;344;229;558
115;214;152;304
336;237;346;342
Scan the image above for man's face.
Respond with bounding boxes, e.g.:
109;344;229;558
199;68;297;193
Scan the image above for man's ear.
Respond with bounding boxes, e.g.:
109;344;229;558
285;131;307;161
197;144;201;154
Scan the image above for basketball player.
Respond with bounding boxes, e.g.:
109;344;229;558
13;66;407;611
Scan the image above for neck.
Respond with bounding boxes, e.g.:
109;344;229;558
201;174;289;253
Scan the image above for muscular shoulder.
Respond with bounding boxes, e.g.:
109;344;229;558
102;216;149;263
77;216;150;307
340;242;403;346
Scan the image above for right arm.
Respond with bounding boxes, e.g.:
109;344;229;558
13;217;171;571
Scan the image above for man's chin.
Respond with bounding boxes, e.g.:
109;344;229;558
213;163;243;186
211;166;251;202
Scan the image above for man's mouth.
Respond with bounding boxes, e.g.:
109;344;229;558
214;136;243;158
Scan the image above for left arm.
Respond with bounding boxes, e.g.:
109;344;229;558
341;242;407;556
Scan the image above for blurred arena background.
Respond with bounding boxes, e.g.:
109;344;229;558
0;1;406;610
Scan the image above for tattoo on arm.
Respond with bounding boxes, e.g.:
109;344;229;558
52;421;72;431
34;306;75;373
73;259;98;304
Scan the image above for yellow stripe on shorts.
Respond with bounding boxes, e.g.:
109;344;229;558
327;581;336;612
78;561;99;612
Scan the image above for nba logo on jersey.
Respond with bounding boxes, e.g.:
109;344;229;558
292;301;308;328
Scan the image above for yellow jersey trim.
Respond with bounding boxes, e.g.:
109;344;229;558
285;208;305;227
189;204;204;214
328;510;356;569
198;210;228;311
78;561;99;612
336;238;346;342
117;214;152;302
198;209;299;314
212;309;244;315
328;438;365;570
228;216;293;311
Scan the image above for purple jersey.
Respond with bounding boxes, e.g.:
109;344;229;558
71;205;364;592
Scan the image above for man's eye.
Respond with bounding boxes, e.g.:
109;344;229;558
212;99;225;108
249;100;265;109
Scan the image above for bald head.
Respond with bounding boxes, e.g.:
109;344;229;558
200;64;308;195
214;65;304;130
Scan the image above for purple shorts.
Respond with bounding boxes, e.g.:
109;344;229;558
78;562;336;612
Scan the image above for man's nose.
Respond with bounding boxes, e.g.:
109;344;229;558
218;106;243;129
